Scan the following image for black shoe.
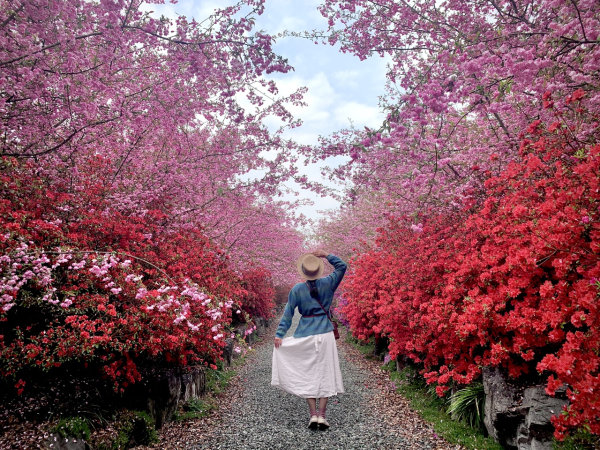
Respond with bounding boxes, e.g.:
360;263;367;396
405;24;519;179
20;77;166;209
318;416;330;430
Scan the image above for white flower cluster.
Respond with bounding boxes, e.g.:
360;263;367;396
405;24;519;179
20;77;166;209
1;237;237;345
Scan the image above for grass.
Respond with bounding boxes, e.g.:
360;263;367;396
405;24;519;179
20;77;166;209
64;410;158;450
345;333;377;359
94;410;158;450
48;335;254;448
114;411;158;449
447;383;485;429
173;398;216;421
391;367;503;450
205;359;239;395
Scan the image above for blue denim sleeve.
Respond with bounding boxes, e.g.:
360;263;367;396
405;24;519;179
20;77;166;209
325;254;347;292
275;287;297;338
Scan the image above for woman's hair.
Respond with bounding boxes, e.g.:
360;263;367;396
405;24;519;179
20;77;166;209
307;280;319;299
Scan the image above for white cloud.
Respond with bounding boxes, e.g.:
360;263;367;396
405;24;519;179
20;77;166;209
271;16;307;34
276;72;335;118
333;101;383;129
333;70;360;88
280;130;320;146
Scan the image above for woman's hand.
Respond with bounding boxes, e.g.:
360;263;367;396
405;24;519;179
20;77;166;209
311;249;328;258
274;337;282;348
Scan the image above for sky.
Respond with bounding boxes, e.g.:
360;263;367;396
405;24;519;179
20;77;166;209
144;0;390;221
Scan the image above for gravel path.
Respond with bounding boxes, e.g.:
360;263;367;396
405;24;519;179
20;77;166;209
181;311;461;450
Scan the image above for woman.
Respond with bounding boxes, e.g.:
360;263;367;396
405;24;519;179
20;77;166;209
271;250;347;430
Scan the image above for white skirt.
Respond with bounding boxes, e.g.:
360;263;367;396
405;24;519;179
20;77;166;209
271;331;344;398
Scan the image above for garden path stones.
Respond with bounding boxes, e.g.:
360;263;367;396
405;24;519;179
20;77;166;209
186;310;459;450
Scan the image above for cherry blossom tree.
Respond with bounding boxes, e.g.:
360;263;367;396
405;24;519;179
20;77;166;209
1;0;306;279
312;0;600;250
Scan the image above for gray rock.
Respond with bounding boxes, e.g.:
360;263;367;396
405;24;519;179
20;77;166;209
395;354;410;373
44;433;88;450
374;334;389;357
246;331;257;345
516;420;553;450
531;439;554;450
237;323;259;345
483;367;527;448
235;324;247;340
222;338;235;366
254;317;267;337
181;366;206;402
516;386;568;450
483;368;568;450
141;365;209;428
523;385;567;429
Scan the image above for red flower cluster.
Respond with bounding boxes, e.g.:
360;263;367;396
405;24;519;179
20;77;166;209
240;267;276;320
0;155;275;391
341;125;600;437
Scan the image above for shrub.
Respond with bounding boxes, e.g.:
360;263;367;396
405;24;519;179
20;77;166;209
112;411;157;449
240;266;276;319
390;368;503;450
553;429;600;450
0;156;249;391
341;114;600;437
205;362;237;395
52;416;91;441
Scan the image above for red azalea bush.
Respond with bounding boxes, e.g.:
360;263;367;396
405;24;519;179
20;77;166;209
461;134;600;438
341;211;473;377
0;156;254;392
341;117;600;437
340;216;468;365
240;266;276;319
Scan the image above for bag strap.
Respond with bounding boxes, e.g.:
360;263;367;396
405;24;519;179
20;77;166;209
306;281;334;324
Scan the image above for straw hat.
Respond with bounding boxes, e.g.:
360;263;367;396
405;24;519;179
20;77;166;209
296;253;324;280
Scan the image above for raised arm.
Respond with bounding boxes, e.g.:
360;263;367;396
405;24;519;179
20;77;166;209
311;250;347;292
325;254;347;292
